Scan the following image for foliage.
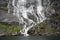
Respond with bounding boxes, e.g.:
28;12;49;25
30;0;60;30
0;24;5;31
13;24;23;33
0;22;23;33
6;24;23;33
6;25;14;33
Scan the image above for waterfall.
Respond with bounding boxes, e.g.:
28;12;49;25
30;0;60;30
8;0;46;36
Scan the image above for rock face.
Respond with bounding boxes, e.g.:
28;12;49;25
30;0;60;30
28;0;60;36
0;0;60;36
0;0;19;36
0;0;19;22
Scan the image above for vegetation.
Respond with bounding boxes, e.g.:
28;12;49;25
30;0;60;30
13;24;22;33
0;22;23;34
0;24;5;31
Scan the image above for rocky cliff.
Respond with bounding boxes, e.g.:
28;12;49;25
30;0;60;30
0;0;60;36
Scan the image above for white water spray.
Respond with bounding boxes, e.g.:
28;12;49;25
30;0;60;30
8;0;46;36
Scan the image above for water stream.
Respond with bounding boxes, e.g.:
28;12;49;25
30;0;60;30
8;0;46;36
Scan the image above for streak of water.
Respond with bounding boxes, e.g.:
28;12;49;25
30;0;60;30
8;0;46;36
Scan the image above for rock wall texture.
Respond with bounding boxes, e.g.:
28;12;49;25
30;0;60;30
0;0;60;36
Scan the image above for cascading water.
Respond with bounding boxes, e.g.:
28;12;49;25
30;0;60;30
8;0;46;36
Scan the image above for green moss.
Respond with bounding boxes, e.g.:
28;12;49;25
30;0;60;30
0;22;8;25
0;24;5;31
0;22;23;33
6;25;14;32
13;24;23;32
0;22;8;31
6;24;23;33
